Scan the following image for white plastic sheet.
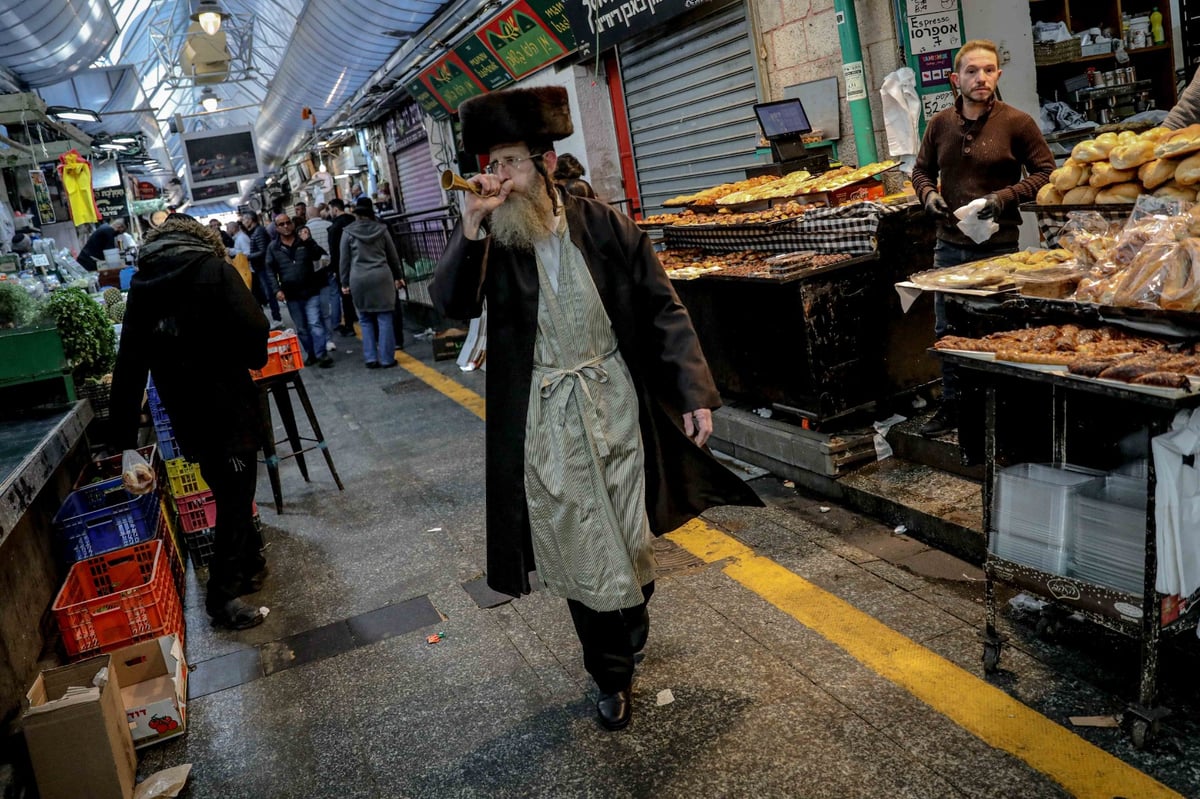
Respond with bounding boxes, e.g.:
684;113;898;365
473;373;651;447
1152;409;1200;597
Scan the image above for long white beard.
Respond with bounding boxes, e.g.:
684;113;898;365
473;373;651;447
490;183;555;250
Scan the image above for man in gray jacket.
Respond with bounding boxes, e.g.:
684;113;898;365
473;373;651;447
339;197;405;368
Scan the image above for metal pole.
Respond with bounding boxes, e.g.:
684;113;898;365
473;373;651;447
833;0;878;164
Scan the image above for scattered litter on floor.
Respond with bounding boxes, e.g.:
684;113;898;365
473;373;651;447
656;689;675;706
1069;715;1120;728
893;525;907;535
259;607;270;618
818;506;831;513
911;395;928;410
427;527;443;533
783;480;795;488
414;328;436;340
426;632;446;645
752;407;773;418
872;414;907;461
133;764;192;799
1008;593;1048;614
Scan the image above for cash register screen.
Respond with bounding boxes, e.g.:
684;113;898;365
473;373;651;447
754;99;813;140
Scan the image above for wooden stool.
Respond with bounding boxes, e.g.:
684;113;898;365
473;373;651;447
256;370;344;512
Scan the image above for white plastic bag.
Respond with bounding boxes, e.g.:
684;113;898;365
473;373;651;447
955;198;1000;245
121;449;156;495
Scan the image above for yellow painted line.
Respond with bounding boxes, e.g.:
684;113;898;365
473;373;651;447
667;519;1182;799
400;357;1180;798
395;350;485;420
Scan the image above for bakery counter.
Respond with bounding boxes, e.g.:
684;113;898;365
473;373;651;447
0;401;93;725
671;207;939;428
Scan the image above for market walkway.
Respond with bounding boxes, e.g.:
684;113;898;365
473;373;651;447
137;330;1200;799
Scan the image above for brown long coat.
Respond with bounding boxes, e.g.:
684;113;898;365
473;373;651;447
431;194;762;598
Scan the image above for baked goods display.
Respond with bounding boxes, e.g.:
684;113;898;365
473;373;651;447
640;200;819;228
908;249;1074;290
662;175;779;207
661;162;900;210
1038;127;1198;205
659;248;851;280
934;324;1200;390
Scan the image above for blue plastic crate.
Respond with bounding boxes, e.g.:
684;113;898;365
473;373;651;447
156;431;181;461
53;476;163;563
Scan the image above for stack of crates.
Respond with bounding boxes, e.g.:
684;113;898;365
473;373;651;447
149;379;262;569
52;457;186;660
146;377;181;460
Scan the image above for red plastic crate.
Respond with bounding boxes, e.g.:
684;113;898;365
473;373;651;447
52;540;183;660
250;330;304;380
174;490;216;534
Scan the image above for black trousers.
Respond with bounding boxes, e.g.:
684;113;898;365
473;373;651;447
567;581;654;694
196;451;266;613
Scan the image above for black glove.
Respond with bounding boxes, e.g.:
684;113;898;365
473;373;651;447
976;193;1004;220
924;191;951;220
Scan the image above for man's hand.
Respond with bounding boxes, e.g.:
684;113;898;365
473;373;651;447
394;279;405;290
463;173;513;239
976;193;1004;220
923;191;951;220
683;408;713;448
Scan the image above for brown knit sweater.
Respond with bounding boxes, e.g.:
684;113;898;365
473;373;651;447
911;98;1055;248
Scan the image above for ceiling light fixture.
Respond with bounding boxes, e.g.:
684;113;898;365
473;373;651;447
191;0;230;36
46;105;102;123
112;136;139;144
96;142;126;151
199;87;220;112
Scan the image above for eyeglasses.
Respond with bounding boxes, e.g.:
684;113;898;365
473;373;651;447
485;153;544;176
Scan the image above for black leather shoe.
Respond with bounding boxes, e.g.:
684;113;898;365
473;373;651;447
241;565;269;594
596;689;631;731
919;403;958;437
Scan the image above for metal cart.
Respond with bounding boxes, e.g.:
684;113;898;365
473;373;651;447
941;352;1200;748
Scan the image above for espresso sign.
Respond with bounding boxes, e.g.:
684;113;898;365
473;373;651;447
563;0;714;57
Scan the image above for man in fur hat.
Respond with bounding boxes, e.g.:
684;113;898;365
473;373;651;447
431;86;761;731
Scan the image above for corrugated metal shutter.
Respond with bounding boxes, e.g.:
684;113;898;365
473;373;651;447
618;0;760;217
395;139;446;216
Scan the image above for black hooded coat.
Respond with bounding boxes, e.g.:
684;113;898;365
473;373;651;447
111;220;268;460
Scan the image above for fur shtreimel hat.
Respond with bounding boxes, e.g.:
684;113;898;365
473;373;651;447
459;86;573;155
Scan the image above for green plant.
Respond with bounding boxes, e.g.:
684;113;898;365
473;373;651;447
40;287;116;382
0;281;37;329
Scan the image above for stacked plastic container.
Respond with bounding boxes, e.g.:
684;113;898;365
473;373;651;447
992;461;1149;595
148;377;261;568
52;448;185;660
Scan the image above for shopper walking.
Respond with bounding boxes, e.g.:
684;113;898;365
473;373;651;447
553;153;595;198
109;214;269;630
267;212;333;368
911;39;1053;437
210;218;234;249
242;211;281;326
430;86;761;732
340;197;404;368
305;205;339;352
327;198;358;335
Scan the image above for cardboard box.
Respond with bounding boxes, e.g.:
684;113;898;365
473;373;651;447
432;328;468;361
111;635;188;748
23;654;137;799
827;179;886;206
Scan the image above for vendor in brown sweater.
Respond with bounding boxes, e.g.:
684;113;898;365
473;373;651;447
910;39;1054;436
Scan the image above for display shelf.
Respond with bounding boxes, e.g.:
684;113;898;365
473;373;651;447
940;349;1200;748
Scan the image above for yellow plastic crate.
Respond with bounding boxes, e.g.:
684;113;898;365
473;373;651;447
165;458;209;497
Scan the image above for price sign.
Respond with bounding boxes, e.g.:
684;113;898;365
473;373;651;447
921;90;955;121
31;253;50;268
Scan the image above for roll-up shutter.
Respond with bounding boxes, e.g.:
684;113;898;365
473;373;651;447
395;139;445;216
618;1;760;217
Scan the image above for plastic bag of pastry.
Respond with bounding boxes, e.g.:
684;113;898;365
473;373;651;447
121;449;156;495
1126;193;1192;226
1162;237;1200;311
1111;239;1185;307
1057;211;1121;264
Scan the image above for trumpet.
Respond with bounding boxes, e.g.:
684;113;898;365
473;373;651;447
441;170;486;196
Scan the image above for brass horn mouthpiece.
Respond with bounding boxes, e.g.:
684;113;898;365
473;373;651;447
441;170;483;196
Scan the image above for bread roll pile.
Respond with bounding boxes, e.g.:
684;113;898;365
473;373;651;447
1037;127;1200;205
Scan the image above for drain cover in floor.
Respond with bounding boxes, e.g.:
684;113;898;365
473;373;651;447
653;537;707;577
